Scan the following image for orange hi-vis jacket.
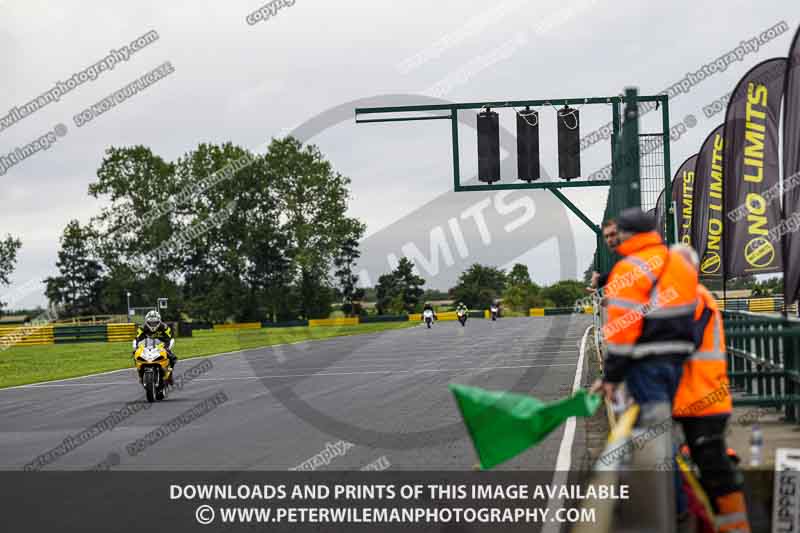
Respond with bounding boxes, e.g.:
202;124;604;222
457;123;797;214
673;284;732;417
602;231;699;383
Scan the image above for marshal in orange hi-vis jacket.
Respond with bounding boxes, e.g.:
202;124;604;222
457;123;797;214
673;284;732;417
603;230;699;383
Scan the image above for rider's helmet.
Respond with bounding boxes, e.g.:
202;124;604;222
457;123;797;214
144;310;162;332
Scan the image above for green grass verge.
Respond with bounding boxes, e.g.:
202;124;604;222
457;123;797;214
0;322;416;389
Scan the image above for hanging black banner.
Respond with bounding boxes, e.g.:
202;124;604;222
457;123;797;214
672;154;698;246
691;125;725;278
783;27;800;308
723;58;787;277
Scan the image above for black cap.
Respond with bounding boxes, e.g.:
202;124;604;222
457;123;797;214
617;207;656;233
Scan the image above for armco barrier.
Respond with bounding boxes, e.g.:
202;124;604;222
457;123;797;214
544;307;574;316
718;298;749;311
213;322;261;331
53;325;107;344
308;317;359;327
107;323;137;342
748;298;776;313
717;296;798;314
0;324;54;347
529;307;580;316
358;315;408;323
409;311;461;322
261;320;309;328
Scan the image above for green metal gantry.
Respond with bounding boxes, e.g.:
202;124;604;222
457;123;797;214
355;88;674;272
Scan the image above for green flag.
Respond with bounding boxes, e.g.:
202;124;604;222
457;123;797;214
449;384;601;469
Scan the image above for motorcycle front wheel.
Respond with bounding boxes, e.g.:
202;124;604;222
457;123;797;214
143;371;157;403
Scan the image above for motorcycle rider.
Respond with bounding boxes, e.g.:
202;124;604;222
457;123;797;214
456;301;469;325
422;302;437;320
133;310;177;375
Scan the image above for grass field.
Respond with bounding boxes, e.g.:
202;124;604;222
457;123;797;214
0;322;416;389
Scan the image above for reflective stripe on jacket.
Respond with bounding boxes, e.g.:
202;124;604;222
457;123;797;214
603;231;699;382
673;284;732;417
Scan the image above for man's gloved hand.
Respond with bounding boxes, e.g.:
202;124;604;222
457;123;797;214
590;379;617;402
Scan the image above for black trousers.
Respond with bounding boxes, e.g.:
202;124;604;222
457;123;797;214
675;414;741;502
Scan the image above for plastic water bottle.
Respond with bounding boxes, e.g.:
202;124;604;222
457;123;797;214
749;424;763;467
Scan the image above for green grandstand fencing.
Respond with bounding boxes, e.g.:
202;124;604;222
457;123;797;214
723;311;800;423
53;325;108;344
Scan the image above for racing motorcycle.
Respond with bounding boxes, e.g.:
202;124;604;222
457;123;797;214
490;305;499;321
423;308;435;329
133;337;173;402
457;308;468;327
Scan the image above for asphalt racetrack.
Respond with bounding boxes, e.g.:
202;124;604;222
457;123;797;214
0;315;592;472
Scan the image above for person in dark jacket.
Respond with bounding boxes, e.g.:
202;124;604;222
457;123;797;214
133;310;177;370
589;218;619;293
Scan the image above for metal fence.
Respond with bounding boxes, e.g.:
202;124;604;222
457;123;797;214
718;296;799;314
639;133;666;212
723;310;800;422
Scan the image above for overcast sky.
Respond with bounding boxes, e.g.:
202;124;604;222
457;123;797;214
0;0;797;309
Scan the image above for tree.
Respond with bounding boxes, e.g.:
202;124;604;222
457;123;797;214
374;258;425;314
333;222;366;317
394;257;425;313
174;143;276;322
88;145;177;275
44;221;104;316
540;280;586;308
751;276;782;297
503;263;546;312
375;273;399;315
422;288;450;301
451;264;506;309
266;137;363;319
507;263;532;287
0;234;22;314
79;137;365;322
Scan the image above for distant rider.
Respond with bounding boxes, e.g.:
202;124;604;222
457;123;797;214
133;310;177;373
456;302;469;315
422;302;437;320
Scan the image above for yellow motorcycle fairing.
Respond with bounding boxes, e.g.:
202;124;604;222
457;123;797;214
133;342;173;382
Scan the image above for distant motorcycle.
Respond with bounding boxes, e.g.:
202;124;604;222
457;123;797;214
423;309;435;329
490;305;499;321
457;309;468;327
